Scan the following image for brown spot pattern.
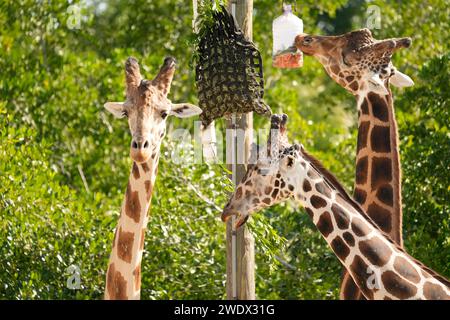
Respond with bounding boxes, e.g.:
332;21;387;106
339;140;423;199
351;217;371;237
271;188;279;199
310;195;327;208
423;281;449;300
349;81;359;91
330;64;340;74
349;255;374;299
331;204;350;230
305;207;314;219
355;156;368;184
307;169;319;180
315;182;331;198
360;98;369;115
353;188;367;205
106;263;127;300
343;232;355;247
133;265;141;291
144;180;152;202
316;211;333;237
132;162;140;180
381;271;417;299
357;121;370;153
303;180;312;192
140;229;146;250
235;187;243;200
342;275;361;300
141;162;150;173
371;157;392;189
359;237;392;267
376;184;393;206
393;256;421;284
117;227;135;263
331;236;350;261
367;203;392;233
370;126;391;153
125;183;141;223
368;92;389;122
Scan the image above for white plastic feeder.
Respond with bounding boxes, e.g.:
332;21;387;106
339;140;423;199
272;4;304;68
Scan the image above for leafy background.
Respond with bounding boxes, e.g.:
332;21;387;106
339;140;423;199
0;0;448;299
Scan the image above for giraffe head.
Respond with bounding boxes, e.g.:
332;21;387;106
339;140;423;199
294;29;414;96
222;114;308;227
104;57;202;163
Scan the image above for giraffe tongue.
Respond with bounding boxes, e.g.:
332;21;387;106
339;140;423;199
235;215;250;229
221;209;249;228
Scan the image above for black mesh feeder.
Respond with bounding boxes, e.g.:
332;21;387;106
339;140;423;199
195;6;271;127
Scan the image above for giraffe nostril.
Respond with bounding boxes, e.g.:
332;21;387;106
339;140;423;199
132;141;138;149
143;140;149;149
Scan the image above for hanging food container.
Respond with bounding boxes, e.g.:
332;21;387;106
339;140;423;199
272;4;303;68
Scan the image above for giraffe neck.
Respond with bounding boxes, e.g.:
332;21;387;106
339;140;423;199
353;90;402;246
295;159;450;300
105;156;159;300
341;89;403;299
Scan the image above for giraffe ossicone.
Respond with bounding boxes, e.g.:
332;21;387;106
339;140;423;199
222;114;450;300
103;56;201;300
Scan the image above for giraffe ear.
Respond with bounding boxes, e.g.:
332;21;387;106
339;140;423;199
368;73;389;95
390;70;414;88
170;103;202;118
104;102;126;118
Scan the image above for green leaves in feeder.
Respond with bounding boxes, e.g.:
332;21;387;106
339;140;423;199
195;5;271;127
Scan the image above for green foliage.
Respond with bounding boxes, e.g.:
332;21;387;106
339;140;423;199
0;0;448;300
0;109;115;299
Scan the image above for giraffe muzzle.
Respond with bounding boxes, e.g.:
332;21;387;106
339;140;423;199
221;208;250;229
130;137;152;163
221;207;237;222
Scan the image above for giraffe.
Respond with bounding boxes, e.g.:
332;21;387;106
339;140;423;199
103;56;202;299
221;114;450;300
293;28;414;299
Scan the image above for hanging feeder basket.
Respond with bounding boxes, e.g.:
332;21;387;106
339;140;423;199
195;6;271;127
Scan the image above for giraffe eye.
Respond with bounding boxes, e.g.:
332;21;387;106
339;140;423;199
161;111;168;119
122;111;128;118
303;37;313;45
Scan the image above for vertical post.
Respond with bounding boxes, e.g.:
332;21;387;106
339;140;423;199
225;0;255;300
